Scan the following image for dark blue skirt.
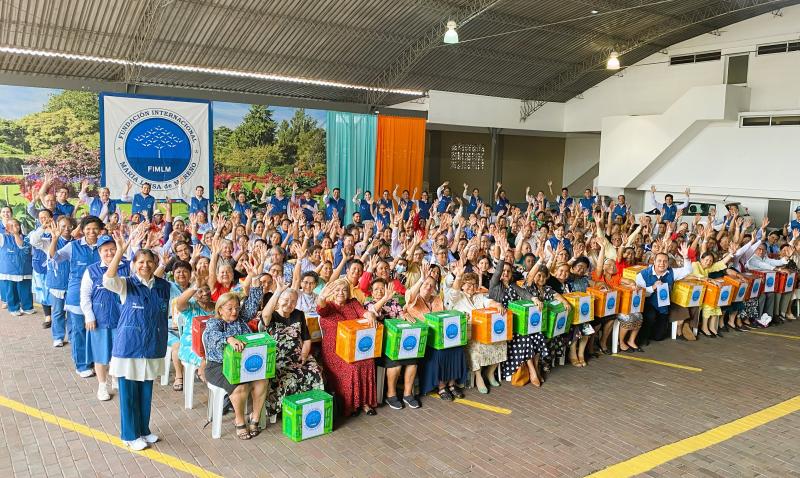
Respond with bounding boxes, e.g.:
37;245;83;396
419;346;468;395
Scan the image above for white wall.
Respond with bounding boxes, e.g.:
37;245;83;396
563;134;600;186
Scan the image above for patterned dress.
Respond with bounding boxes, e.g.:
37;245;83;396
264;309;324;415
317;299;377;416
445;289;507;372
501;286;550;379
177;299;214;368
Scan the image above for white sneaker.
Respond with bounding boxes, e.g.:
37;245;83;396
52;339;64;348
97;383;111;401
123;438;148;451
9;310;22;316
757;314;772;327
21;309;35;315
78;369;95;378
140;433;159;444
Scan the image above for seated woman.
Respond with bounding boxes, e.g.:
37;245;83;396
316;278;379;417
592;242;643;353
691;247;736;337
174;284;215;383
364;278;420;409
203;293;268;440
259;279;324;419
405;267;468;401
446;264;506;394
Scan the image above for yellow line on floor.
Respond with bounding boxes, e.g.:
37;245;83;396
749;330;800;340
0;395;221;478
611;354;702;372
427;393;512;415
585;395;800;478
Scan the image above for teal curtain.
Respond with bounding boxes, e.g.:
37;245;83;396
326;111;377;224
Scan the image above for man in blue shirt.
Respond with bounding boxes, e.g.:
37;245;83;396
296;189;318;222
548;180;574;211
125;182;156;219
179;179;209;216
611;194;630;222
261;184;291;217
791;206;800;234
462;183;483;216
578;188;597;212
323;187;346;221
649;185;689;223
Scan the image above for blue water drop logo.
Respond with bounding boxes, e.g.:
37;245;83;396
445;323;459;339
659;289;668;301
529;312;540;327
632;295;641;307
721;290;729;302
737;287;745;298
402;335;417;351
691;290;700;301
581;303;590;316
767;277;775;287
357;336;373;352
244;354;263;373
607;297;616;309
556;316;566;330
305;410;322;429
788;277;794;288
493;319;505;334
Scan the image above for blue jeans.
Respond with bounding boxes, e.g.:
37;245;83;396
0;279;32;312
68;311;91;372
50;296;66;341
118;377;153;441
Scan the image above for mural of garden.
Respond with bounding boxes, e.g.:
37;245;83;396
0;84;327;220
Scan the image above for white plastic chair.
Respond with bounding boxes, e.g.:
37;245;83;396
183;361;197;409
376;366;386;404
206;382;267;439
612;319;621;354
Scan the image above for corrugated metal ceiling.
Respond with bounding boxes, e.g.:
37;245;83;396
0;0;798;106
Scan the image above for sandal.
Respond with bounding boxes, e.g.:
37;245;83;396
172;378;183;392
247;416;261;437
437;388;454;401
235;423;251;440
448;384;465;399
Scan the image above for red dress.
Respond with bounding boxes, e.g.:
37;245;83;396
317;299;377;416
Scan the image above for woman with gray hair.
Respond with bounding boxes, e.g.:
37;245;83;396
259;278;324;417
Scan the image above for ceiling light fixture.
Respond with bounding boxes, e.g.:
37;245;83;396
0;45;425;96
606;50;620;70
443;20;459;44
590;9;599;14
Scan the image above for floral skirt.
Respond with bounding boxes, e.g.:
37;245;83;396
465;340;507;372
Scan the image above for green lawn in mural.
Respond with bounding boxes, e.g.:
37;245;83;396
0;85;327;217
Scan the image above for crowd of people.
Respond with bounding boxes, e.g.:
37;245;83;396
5;175;800;448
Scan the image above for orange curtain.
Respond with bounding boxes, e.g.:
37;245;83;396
374;115;426;198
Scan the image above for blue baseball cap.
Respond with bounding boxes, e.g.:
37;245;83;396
96;235;115;249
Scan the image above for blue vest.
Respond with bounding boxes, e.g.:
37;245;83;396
612;204;628;221
54;201;75;219
578;196;595;211
662;203;678;222
269;196;289;216
557;196;574;210
639;266;675;314
791;220;800;234
417;199;432;219
189;196;209;215
325;197;345;220
548;237;573;256
32;232;50;275
131;193;156;218
299;198;316;222
113;275;171;359
437;195;452;213
398;199;412;221
87;260;130;329
89;197;117;218
378;198;393;211
494;197;509;214
0;233;30;276
65;242;100;307
358;199;374;221
233;201;250;224
46;236;71;291
376;211;391;228
466;196;481;215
